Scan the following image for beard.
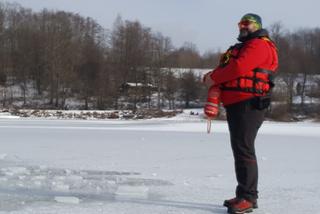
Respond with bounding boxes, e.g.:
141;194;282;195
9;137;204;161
238;28;250;41
237;28;264;42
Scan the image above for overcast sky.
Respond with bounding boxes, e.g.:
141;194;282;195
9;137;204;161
5;0;320;53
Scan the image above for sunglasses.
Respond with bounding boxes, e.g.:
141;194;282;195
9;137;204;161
238;20;255;28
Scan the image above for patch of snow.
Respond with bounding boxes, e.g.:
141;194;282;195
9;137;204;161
54;196;80;204
0;112;20;119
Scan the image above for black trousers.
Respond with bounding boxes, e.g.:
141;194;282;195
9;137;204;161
226;98;265;201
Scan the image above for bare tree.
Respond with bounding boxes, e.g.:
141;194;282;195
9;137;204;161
179;70;200;108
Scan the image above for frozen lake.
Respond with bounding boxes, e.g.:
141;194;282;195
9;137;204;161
0;118;319;213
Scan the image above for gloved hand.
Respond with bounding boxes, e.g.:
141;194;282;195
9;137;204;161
204;100;219;118
202;71;215;87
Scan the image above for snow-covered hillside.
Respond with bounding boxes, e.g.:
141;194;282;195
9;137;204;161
0;117;319;213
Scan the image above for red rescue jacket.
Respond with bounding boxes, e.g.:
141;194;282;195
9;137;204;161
210;30;278;106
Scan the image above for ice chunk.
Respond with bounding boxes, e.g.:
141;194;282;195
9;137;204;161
53;176;66;181
32;175;46;180
18;175;26;180
51;182;70;192
66;175;83;182
0;153;7;160
183;181;191;186
115;185;149;199
3;167;29;175
54;196;80;204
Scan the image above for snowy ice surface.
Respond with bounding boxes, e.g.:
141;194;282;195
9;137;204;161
0;116;319;214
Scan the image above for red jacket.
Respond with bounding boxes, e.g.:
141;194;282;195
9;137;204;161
210;34;278;106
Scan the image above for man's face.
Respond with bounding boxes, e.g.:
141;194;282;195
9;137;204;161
238;20;259;38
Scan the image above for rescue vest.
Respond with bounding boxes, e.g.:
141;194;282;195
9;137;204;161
219;37;275;95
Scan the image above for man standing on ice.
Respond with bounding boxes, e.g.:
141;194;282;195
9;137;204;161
203;13;278;214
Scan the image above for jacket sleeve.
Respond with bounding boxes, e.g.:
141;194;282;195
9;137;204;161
210;39;268;85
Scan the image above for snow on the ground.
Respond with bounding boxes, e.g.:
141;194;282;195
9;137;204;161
0;112;20;119
0;116;319;214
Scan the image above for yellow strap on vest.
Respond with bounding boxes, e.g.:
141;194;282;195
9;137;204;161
219;49;233;66
260;36;271;42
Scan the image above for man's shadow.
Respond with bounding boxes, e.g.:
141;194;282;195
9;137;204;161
80;191;226;213
114;196;227;213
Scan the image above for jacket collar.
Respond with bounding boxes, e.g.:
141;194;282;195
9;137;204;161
237;29;270;42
